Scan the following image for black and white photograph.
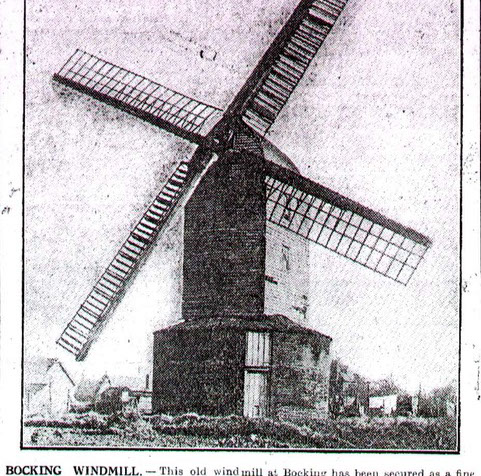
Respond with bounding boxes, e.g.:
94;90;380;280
0;0;477;456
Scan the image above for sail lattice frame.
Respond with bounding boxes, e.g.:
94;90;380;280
265;163;431;285
56;159;199;360
52;0;434;361
226;0;349;135
54;50;223;143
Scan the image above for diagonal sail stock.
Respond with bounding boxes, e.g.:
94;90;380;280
265;161;432;285
225;0;349;135
53;50;223;144
57;155;213;360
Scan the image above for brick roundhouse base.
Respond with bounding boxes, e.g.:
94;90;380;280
153;315;332;420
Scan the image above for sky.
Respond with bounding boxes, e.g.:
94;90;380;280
25;0;460;393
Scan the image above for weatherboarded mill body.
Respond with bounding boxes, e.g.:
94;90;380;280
54;0;431;421
154;131;332;419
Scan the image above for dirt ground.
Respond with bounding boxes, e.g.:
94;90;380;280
23;414;457;450
23;425;220;448
22;426;303;449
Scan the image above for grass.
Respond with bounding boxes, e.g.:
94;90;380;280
23;412;457;450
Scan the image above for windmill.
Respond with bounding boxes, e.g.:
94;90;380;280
53;0;432;418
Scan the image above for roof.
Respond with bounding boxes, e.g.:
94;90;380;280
131;390;152;397
74;374;110;402
108;375;148;392
24;357;75;386
74;374;149;400
370;394;398;401
155;314;332;341
26;383;47;393
260;138;299;173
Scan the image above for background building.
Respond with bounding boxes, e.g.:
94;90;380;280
24;358;75;418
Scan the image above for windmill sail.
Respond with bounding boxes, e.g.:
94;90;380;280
226;0;348;135
57;154;213;360
53;50;223;144
265;161;431;285
54;0;431;362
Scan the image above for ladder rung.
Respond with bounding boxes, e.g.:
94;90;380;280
57;338;81;353
95;278;117;299
91;286;112;302
281;50;308;70
64;330;85;346
114;253;134;267
159;188;176;199
72;316;94;330
254;98;280;121
110;263;129;278
314;0;345;16
155;197;173;207
169;178;184;187
274;59;303;80
159;190;178;203
119;247;139;260
252;99;277;121
85;293;107;310
298;25;324;44
309;6;336;26
243;109;270;130
68;323;89;339
137;222;156;235
165;184;181;194
173;171;187;181
255;90;280;109
278;54;305;73
292;31;320;51
76;308;97;326
146;205;163;216
111;260;131;274
174;166;188;175
89;292;110;308
300;18;327;37
83;299;104;315
258;90;284;109
143;215;161;227
271;68;298;88
99;275;121;291
263;78;291;100
150;203;168;215
125;239;145;252
292;27;321;48
284;44;311;65
139;219;157;232
105;269;124;283
131;231;151;244
287;38;316;59
303;17;330;36
313;0;345;9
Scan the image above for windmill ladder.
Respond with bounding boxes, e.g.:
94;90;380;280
57;158;205;360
